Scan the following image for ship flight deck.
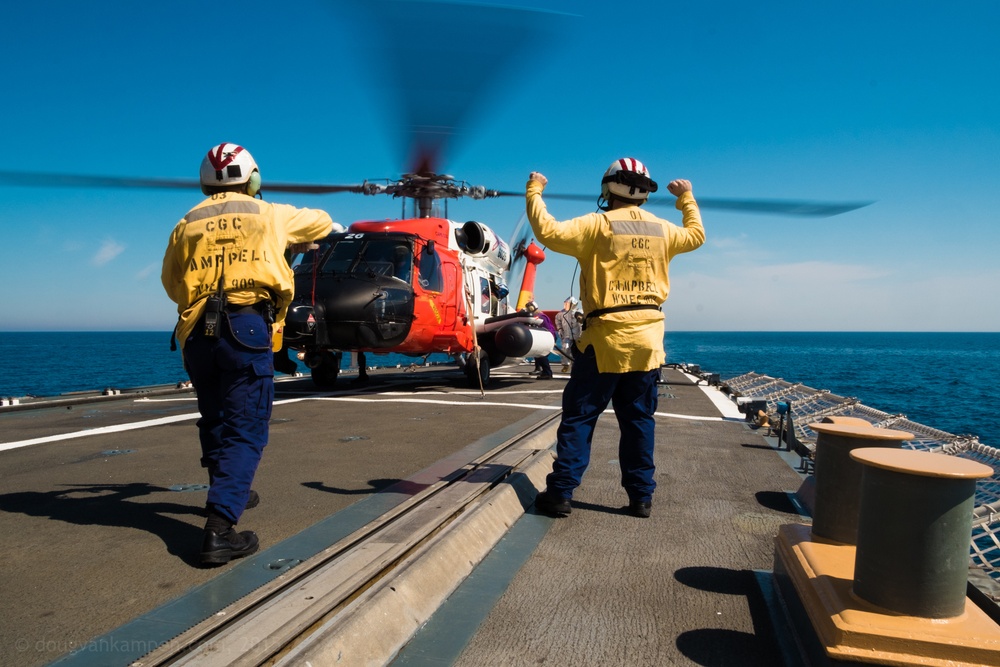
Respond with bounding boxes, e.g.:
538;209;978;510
0;363;886;666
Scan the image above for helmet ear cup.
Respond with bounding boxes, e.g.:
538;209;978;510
246;170;261;196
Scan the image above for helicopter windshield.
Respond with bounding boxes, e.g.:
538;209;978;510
322;238;414;283
289;239;333;273
320;238;362;274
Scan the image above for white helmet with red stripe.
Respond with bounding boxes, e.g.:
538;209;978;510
199;143;261;196
600;157;658;205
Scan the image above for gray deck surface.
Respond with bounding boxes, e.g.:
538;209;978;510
401;368;808;666
0;365;809;666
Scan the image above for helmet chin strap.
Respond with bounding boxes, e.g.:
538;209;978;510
598;193;646;211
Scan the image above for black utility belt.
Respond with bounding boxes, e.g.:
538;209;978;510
585;304;661;320
583;304;661;329
225;301;271;315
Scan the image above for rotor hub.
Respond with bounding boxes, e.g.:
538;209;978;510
362;173;499;201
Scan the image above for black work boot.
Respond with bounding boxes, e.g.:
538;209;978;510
200;511;259;565
627;499;652;518
200;528;259;565
535;490;572;517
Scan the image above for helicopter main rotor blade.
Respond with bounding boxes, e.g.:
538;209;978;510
0;170;366;195
0;171;199;190
678;196;873;217
493;191;873;218
342;0;567;176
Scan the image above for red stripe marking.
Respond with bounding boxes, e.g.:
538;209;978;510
208;144;243;170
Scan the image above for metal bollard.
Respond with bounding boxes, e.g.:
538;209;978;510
808;422;913;544
850;447;993;618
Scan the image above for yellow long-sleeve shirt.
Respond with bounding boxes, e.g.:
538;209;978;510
526;179;705;373
162;192;333;349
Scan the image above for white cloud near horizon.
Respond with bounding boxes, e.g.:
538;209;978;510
92;239;125;266
135;263;157;280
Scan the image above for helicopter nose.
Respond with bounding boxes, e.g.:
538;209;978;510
313;277;415;349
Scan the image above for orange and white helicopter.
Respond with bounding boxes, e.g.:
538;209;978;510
280;170;554;387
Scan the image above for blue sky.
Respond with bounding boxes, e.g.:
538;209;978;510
1;1;998;332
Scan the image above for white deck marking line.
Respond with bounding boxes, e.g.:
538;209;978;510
0;395;317;451
0;412;201;452
375;390;564;396
138;388;565;402
655;411;726;422
313;396;562;411
0;393;548;451
0;387;727;452
684;372;745;420
317;396;727;422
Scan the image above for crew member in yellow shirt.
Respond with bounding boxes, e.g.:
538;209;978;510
526;157;705;518
162;143;334;564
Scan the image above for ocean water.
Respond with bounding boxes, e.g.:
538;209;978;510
1;331;997;447
0;331;189;397
665;331;1000;448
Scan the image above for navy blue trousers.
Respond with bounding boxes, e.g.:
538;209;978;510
546;345;659;503
183;312;274;525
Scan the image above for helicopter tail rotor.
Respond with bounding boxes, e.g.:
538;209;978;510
506;213;531;293
506;213;547;310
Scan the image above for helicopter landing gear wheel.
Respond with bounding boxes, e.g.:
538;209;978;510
464;350;490;388
310;351;341;388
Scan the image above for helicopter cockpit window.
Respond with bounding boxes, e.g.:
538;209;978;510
290;239;332;273
356;240;412;282
319;238;414;282
319;238;361;274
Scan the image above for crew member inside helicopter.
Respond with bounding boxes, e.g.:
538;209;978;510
361;240;413;283
162;142;335;565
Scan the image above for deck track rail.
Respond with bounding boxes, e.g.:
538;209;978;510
127;412;560;666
